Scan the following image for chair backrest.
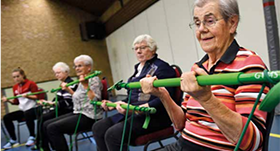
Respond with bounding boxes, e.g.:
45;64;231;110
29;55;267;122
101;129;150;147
101;77;109;100
171;65;183;104
37;87;48;100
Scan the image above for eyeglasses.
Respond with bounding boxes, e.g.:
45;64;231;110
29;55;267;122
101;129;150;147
54;71;62;75
189;16;223;30
73;64;83;69
132;46;150;51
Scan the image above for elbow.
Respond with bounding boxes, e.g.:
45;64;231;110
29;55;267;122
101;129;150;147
173;120;185;131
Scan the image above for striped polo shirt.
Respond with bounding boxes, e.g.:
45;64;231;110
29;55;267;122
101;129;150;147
181;40;269;151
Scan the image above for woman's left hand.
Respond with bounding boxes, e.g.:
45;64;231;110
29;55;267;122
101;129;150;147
140;75;163;97
180;67;213;103
115;101;127;115
22;93;28;98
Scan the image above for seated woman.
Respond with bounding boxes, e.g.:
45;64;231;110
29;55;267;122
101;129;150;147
2;68;42;149
140;0;270;150
32;62;78;150
92;34;179;151
43;55;103;151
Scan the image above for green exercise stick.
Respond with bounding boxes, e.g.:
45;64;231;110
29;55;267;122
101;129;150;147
50;71;102;93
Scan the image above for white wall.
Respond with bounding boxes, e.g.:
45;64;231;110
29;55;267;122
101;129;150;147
106;0;271;95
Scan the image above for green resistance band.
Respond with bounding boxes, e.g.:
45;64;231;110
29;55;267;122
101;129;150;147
2;90;48;100
50;71;102;93
234;84;266;151
91;101;156;129
120;90;132;151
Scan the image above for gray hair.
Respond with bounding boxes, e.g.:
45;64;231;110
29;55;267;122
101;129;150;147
52;62;70;73
74;55;93;71
132;34;158;52
194;0;239;35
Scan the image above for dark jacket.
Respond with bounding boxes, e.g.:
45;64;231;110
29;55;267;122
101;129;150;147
111;54;179;127
52;76;77;111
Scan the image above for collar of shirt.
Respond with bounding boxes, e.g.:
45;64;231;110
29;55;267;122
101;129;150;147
196;39;240;74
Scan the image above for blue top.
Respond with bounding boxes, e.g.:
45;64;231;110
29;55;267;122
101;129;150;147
111;54;179;126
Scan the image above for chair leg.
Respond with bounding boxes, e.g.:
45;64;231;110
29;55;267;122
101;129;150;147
144;141;154;151
69;135;73;151
75;134;79;151
158;141;164;148
83;132;92;143
17;124;20;143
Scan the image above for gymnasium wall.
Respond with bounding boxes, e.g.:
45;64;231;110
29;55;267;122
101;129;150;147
1;0;113;89
1;0;113;113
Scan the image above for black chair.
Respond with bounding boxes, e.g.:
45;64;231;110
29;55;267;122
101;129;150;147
131;64;183;151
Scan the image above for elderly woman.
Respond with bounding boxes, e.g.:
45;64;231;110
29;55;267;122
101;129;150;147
140;0;269;151
2;68;41;149
92;34;179;151
44;55;103;151
32;62;78;151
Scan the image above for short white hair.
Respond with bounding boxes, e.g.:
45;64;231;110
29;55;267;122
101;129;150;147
52;62;70;73
132;34;158;52
74;55;94;71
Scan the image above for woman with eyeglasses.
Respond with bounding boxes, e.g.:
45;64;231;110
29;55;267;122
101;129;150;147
140;0;270;151
44;55;103;151
32;62;78;151
2;68;42;149
92;34;179;151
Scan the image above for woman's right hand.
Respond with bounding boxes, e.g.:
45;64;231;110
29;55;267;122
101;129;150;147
37;99;46;105
61;82;70;91
140;75;163;97
79;75;89;89
1;97;8;102
115;101;127;115
61;82;67;89
101;100;114;111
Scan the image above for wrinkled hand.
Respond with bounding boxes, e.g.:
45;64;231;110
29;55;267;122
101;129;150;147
22;94;28;98
79;75;89;88
101;100;114;111
61;82;68;90
37;99;45;105
115;101;127;115
140;75;162;97
180;67;213;103
47;100;55;105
